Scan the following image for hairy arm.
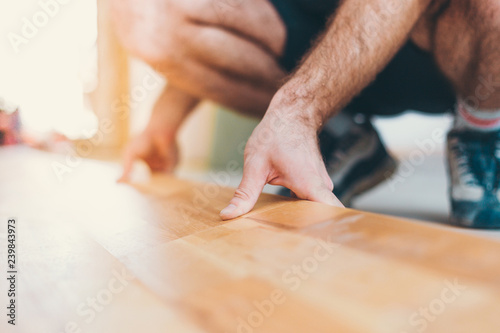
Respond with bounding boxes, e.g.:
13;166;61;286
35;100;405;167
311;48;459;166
221;0;433;219
274;0;432;128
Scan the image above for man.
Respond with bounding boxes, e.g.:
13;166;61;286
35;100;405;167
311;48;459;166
113;0;500;229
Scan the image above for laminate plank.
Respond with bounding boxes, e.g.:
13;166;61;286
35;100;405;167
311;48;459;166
248;202;500;287
1;147;499;333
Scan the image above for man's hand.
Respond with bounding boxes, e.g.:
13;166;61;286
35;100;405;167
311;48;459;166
220;106;344;220
118;127;179;181
118;85;199;182
221;0;429;219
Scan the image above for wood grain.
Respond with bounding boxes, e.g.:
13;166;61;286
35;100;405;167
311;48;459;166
0;146;499;333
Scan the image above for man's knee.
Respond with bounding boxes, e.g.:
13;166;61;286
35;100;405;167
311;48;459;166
449;0;500;33
409;0;450;51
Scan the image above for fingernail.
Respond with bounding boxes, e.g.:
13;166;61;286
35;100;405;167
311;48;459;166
220;204;237;216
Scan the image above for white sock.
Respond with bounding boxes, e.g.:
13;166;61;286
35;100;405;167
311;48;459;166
455;100;500;132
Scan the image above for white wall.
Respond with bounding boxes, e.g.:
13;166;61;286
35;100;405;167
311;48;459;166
373;112;454;157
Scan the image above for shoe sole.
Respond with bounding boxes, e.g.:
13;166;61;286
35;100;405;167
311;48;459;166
449;216;500;230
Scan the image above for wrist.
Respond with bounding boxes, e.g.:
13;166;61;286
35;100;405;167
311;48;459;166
145;114;179;142
267;84;327;133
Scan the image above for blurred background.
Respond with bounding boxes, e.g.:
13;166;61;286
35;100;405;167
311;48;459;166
1;0;486;233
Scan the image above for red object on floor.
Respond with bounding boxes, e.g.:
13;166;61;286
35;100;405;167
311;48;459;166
0;108;22;146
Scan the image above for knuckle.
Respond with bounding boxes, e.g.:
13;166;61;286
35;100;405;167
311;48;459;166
141;35;178;69
243;151;265;168
118;12;183;68
175;0;214;19
233;188;253;201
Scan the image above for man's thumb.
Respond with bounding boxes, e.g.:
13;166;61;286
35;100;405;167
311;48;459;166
309;184;344;208
220;170;267;220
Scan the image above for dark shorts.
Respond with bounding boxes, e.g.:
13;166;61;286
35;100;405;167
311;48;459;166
268;0;456;116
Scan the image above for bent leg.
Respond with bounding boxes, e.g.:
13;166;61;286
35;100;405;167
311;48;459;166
411;0;500;228
411;0;500;110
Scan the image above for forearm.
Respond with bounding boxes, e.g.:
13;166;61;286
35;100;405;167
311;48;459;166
146;84;200;139
270;0;432;129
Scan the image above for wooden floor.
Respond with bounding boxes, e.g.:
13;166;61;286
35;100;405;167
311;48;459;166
1;146;500;333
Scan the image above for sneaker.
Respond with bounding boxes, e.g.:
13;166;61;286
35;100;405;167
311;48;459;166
447;129;500;229
279;113;397;206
